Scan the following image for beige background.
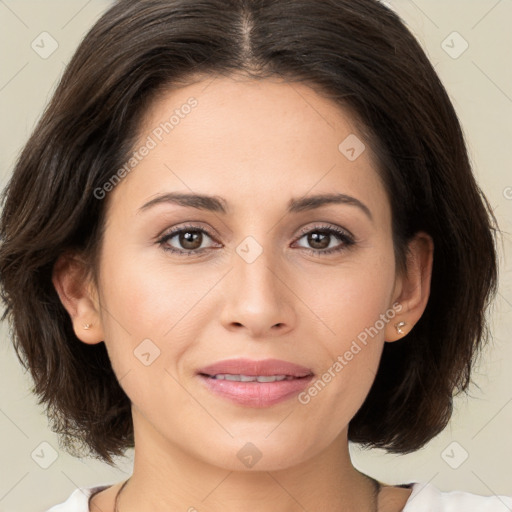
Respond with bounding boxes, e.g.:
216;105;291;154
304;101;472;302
1;1;511;510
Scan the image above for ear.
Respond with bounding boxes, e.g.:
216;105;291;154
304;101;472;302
385;231;434;342
52;251;105;345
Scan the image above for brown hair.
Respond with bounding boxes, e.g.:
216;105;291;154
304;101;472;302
0;0;499;465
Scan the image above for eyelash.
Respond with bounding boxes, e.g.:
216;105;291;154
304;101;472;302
156;223;356;257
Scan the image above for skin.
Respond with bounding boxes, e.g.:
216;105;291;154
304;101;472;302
53;75;433;512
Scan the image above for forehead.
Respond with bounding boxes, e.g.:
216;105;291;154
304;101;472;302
107;75;390;223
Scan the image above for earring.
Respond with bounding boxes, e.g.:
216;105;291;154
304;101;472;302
394;321;406;334
83;323;92;330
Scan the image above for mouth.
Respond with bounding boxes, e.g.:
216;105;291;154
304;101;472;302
196;357;314;379
197;373;314;407
199;373;311;382
196;359;315;407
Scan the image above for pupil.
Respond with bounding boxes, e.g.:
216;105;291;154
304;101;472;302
181;231;201;249
309;232;329;249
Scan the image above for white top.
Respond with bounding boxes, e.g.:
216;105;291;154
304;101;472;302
45;481;512;511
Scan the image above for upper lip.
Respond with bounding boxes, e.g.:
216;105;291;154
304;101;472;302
197;358;314;377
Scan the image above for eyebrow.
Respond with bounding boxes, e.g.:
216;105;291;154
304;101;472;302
138;192;373;221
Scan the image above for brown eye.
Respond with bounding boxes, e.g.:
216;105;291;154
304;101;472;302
157;225;219;256
293;225;356;256
177;230;203;250
306;231;331;250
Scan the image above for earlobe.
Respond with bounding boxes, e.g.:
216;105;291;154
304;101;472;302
52;252;105;345
385;232;434;342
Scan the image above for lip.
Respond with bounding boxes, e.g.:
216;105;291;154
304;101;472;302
196;358;315;408
197;358;314;378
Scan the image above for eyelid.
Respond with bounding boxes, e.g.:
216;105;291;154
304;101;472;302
295;222;355;240
156;221;219;241
157;223;219;245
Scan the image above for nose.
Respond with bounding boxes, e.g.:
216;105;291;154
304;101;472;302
219;244;296;338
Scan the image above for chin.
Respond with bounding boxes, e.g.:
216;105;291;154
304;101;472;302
190;432;317;473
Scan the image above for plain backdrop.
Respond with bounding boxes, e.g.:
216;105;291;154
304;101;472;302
0;1;511;511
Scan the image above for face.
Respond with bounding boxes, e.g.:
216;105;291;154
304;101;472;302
85;76;408;470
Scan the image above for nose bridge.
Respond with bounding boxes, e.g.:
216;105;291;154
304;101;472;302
234;234;282;304
219;233;294;334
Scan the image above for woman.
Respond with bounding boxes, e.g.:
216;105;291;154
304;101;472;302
0;0;509;511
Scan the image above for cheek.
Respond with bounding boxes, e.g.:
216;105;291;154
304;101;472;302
100;245;203;335
292;246;395;412
299;248;396;349
97;250;199;411
96;246;197;378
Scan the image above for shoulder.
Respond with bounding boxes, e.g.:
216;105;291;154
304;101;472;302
44;485;112;512
402;481;512;511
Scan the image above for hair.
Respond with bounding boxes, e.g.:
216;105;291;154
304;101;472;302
0;0;499;465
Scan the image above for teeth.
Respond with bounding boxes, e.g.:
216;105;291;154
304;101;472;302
210;374;294;382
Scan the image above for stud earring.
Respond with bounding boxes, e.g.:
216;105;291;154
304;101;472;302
394;321;406;334
83;323;92;330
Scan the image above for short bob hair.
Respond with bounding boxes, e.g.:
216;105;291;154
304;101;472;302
0;0;499;465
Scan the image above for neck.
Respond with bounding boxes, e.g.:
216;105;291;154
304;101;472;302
114;407;381;512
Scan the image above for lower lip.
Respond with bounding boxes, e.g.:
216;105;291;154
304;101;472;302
198;374;314;407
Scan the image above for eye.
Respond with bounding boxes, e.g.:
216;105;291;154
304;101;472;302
292;224;356;256
157;224;220;256
157;223;356;257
